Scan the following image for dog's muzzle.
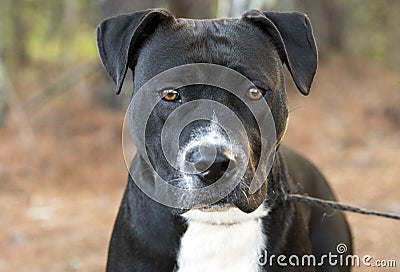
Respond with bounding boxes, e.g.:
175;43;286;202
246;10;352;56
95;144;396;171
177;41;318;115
184;143;237;184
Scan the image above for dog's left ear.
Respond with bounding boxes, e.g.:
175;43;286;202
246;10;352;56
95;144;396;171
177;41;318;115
243;10;318;95
96;9;174;94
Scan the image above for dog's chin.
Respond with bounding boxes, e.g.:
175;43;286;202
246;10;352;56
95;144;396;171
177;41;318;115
163;174;269;214
228;180;270;213
233;200;264;213
198;203;234;212
169;192;266;216
192;183;268;214
197;201;261;214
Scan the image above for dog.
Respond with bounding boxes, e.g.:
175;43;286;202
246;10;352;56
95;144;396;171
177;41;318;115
96;9;352;272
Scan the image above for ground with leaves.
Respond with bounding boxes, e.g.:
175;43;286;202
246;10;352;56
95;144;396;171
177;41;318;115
0;56;399;271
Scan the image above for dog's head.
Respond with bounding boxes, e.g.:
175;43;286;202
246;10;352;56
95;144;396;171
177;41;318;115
97;9;317;213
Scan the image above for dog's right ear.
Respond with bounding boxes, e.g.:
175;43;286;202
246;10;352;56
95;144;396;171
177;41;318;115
96;9;174;94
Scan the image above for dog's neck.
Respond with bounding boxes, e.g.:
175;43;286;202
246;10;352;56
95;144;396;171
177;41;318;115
267;148;291;206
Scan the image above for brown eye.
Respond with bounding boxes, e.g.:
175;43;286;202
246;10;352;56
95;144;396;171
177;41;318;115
161;89;180;102
247;87;263;100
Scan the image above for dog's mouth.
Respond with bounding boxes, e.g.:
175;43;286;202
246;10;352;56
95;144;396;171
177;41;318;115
196;202;234;212
165;165;271;213
181;175;269;213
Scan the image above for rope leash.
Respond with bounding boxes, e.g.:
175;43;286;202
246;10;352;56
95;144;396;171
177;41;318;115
285;193;400;221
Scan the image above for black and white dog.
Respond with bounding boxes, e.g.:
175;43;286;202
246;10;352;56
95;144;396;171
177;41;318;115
97;9;352;272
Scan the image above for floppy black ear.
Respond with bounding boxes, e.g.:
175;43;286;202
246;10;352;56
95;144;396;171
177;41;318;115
96;9;174;94
243;10;318;95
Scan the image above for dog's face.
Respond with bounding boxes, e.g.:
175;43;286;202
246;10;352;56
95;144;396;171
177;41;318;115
97;9;317;213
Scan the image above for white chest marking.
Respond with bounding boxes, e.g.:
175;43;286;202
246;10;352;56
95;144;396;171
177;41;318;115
177;206;268;272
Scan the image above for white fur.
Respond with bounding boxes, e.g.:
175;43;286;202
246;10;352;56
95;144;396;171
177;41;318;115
177;205;268;272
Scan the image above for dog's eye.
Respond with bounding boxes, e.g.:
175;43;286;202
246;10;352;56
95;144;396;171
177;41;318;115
161;89;180;102
247;87;264;100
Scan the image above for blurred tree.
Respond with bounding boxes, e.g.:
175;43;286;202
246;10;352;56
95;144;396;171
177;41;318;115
2;0;29;68
386;0;400;69
295;0;346;55
166;0;218;18
226;0;254;17
101;0;160;18
0;63;7;126
343;0;400;68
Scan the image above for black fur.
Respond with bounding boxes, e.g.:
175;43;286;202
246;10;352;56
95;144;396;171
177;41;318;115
97;9;352;271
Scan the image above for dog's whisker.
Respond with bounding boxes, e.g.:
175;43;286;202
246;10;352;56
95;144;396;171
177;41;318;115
240;182;251;191
240;188;249;204
288;106;305;113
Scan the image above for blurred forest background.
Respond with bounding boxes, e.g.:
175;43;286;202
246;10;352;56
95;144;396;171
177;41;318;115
1;0;400;119
0;0;399;271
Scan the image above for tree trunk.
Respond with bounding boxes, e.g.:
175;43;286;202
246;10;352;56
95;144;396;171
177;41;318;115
7;0;28;66
296;0;346;56
386;0;400;69
101;0;160;18
166;0;218;18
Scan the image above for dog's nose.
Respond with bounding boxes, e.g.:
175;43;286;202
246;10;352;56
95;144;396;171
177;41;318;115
185;143;237;184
